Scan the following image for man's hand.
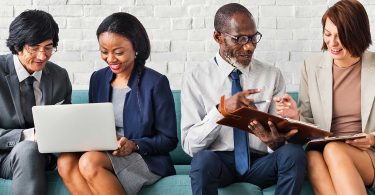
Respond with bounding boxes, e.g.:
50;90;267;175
248;120;298;150
223;89;260;113
346;133;375;150
274;94;299;119
112;136;137;156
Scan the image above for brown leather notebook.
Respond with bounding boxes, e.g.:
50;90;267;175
216;106;332;144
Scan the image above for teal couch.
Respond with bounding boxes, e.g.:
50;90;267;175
0;90;373;194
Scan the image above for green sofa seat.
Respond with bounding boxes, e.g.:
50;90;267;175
1;90;375;195
0;171;69;195
139;175;262;195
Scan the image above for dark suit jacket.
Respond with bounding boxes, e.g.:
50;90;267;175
0;54;72;160
89;66;178;177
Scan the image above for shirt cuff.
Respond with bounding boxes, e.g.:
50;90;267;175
267;146;274;153
193;106;224;143
22;128;35;141
207;105;224;123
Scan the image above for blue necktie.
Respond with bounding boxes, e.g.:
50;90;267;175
229;69;250;176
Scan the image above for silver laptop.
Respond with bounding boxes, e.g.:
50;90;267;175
32;103;118;153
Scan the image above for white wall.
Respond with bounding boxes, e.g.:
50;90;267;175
1;0;375;91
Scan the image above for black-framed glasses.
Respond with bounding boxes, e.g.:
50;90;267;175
24;45;57;56
223;31;262;45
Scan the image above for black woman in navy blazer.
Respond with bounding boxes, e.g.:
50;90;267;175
89;65;178;177
57;12;178;195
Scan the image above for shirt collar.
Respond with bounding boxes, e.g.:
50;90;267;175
13;55;42;83
214;52;251;78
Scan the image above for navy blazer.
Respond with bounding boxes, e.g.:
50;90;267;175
89;66;178;177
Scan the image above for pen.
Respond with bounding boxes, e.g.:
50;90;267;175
254;100;271;104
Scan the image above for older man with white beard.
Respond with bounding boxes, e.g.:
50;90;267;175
181;3;307;195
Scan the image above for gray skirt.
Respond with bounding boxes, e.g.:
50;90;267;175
107;152;161;195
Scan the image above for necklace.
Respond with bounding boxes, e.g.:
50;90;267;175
333;58;361;68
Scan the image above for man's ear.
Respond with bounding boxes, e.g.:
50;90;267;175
213;31;223;44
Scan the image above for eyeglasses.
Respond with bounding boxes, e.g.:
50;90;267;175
24;45;57;56
222;31;262;45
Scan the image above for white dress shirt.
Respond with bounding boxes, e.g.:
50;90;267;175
181;52;286;156
13;55;43;105
13;55;43;141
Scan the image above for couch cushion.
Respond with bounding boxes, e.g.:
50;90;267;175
170;90;192;165
0;179;11;195
175;165;191;175
71;90;89;104
263;180;314;195
288;91;299;103
139;175;262;195
263;180;375;195
0;171;69;195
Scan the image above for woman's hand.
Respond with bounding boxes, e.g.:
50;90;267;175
273;94;299;119
346;133;375;150
112;136;137;156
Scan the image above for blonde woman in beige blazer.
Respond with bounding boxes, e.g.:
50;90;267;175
275;1;375;195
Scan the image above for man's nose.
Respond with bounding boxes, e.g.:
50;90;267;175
242;42;256;51
36;51;47;61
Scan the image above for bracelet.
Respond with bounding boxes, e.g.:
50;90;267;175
219;95;230;116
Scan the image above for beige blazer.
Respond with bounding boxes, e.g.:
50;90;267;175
299;51;375;135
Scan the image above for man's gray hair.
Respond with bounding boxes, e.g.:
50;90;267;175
214;3;253;32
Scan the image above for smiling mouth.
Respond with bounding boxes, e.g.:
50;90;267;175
34;61;45;65
109;64;121;70
330;48;343;54
238;54;252;59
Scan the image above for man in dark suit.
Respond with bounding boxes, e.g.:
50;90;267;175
0;10;72;195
